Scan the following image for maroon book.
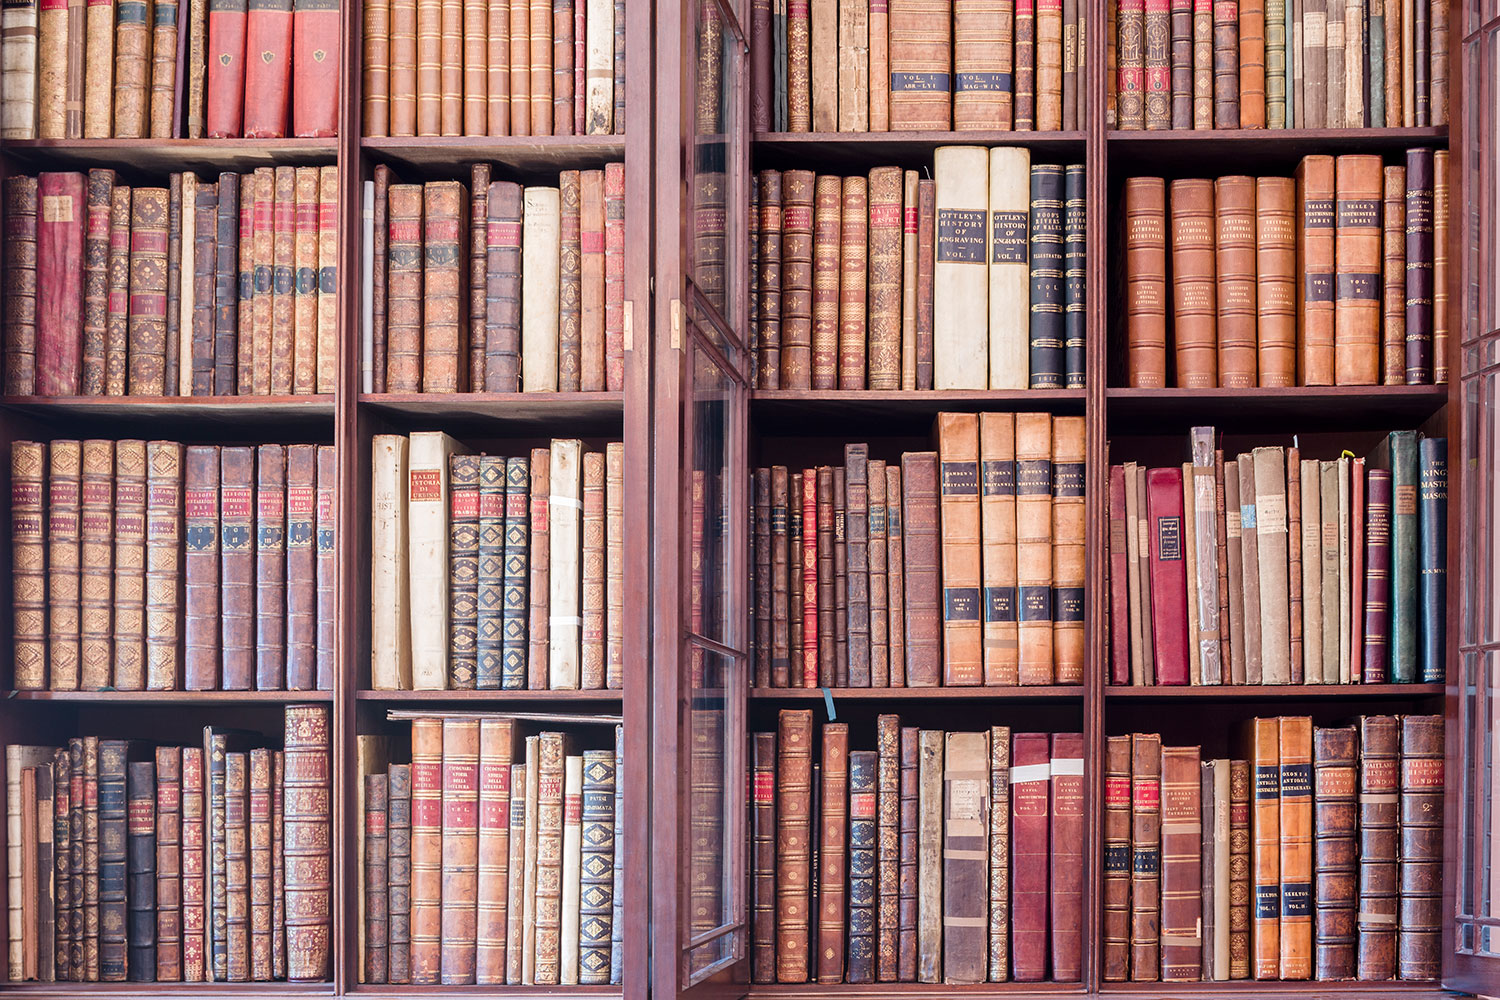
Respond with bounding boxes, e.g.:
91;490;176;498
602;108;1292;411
184;446;222;690
241;0;293;137
219;447;256;690
1146;467;1189;685
291;0;339;135
1362;469;1393;683
35;172;85;395
1010;732;1051;982
1050;732;1084;981
255;444;287;690
284;445;317;690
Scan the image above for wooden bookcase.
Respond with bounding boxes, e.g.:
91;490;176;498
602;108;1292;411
0;0;1495;997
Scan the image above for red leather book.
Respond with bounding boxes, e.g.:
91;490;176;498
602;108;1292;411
155;746;182;981
603;162;625;391
815;722;848;983
802;469;819;687
291;0;339;135
1109;465;1129;683
1050;732;1084;981
284;444;317;690
283;703;331;981
255;444;286;690
219;446;255;690
206;0;248;136
241;0;292;136
750;731;776;983
775;709;813;982
180;746;206;981
1130;733;1162;981
441;718;480;983
1011;731;1050;982
1146;467;1189;685
35;171;85;396
184;445;221;690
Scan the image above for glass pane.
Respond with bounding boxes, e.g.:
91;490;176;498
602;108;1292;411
685;643;743;978
689;0;741;320
689;335;741;646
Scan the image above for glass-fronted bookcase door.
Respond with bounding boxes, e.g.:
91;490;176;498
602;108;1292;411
651;1;754;1000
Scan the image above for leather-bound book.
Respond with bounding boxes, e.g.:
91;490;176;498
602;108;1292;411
1239;0;1265;124
1295;155;1336;384
751;732;776;983
1160;745;1202;981
754;470;770;686
53;748;71;978
1433;151;1449;382
80;169;113;395
385;184;423;391
364;772;389;983
577;747;616;983
814;467;835;686
289;0;338;135
1048;733;1083;981
46;443;79;675
245;169;272;393
933;146;988;389
837;0;870;131
472;720;517;981
283;445;316;689
1015;414;1054;682
250;749;275;978
476;457;506;690
875;716;900;978
1145;467;1188;684
868;0;890;131
1210;0;1238;124
1214;176;1257;386
1317;460;1340;682
776;710;813;982
2;177;39;395
1254;177;1296;386
122;760;153;979
884;465;905;685
834;469;849;685
1168;178;1217;387
1118;0;1145;126
11;442;47;690
218;447;255;689
208;172;239;392
153;747;182;981
499;455;531;689
1228;758;1250;978
467;171;489;388
837;175;868;387
226;750;252;981
1324;0;1344;123
914;730;942;982
1397;715;1442;980
283;703;330;981
1198;760;1224;979
1190;0;1211;127
577;451;604;688
234;175;255;393
1142;0;1169;126
527;446;551;689
756;171;783;389
867;167;903;389
83;737;101;977
385;764;412;983
1103;736;1131;980
902;452;941;687
1129;733;1161;981
1035;0;1062;128
1028;165;1065;386
912;177;936;389
448;454;481;688
1332;155;1382;385
984;149;1029;389
249;445;287;689
1381;165;1407;383
1063;164;1085;387
950;0;1009;130
183;445;221;689
364;0;390;135
557;171;583;389
1313;726;1357;980
814;723;849;982
937;413;983;685
1298;463;1321;682
897;727;919;978
97;740;135;980
112;0;152;136
179;746;204;980
1277;715;1313;979
1125;177;1168;387
76;439;113;693
422;181;470;392
514;740;538;983
601;163;625;391
845;446;872;685
847;747;877;982
1124;465;1149;684
241;0;291;136
1418;438;1446;683
1361;469;1392;681
809;175;840;389
1240;718;1279;978
787;0;811;130
482;180;523;391
1404;148;1434;383
205;0;247;135
438;718;480;982
1051;417;1085;684
1252;447;1291;683
109;440;147;690
35;172;84;395
941;730;989;983
578;169;606;390
804;469;824;686
105;185;130;394
1285;448;1303;682
1356;715;1397;979
979;413;1019;685
292;167;322;392
1170;0;1191;126
868;465;889;686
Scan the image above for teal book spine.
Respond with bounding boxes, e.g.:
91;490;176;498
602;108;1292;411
1386;430;1420;683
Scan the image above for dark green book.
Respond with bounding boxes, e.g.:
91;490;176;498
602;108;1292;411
1370;431;1420;682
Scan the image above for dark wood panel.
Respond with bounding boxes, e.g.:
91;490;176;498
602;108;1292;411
5;689;334;703
355;688;624;703
1106;683;1447;699
1107;125;1450;174
362;136;627;177
0;138;338;172
358;392;625;436
751;685;1083;700
1105;386;1449;434
752;131;1088;171
751;389;1086;435
0;395;336;436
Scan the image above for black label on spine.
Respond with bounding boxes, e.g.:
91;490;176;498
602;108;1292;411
940;461;979;496
982;459;1016;496
1054;586;1085;622
890;72;951;92
1052;461;1085;498
1019;585;1052;622
990;210;1028;263
955;71;1014;92
1016;459;1051;495
936;209;987;263
1336;273;1380;300
944;587;981;622
984;586;1017;623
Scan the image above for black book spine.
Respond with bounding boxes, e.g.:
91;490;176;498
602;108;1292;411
1418;438;1447;683
1063;164;1087;389
1028;165;1066;389
98;740;130;981
126;760;157;981
213;172;240;396
846;749;877;983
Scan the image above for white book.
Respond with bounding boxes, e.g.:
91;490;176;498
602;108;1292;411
584;0;613;134
549;439;583;688
179;172;197;395
559;754;584;984
371;434;412;689
1299;461;1323;684
521;186;562;392
521;737;540;984
1253;446;1292;684
1344;0;1364;125
0;2;37;138
932;146;988;389
361;179;375;394
6;745;52;981
407;430;463;689
987;146;1031;389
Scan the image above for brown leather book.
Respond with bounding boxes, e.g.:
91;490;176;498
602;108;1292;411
409;718;442;983
1381;165;1407;385
950;0;1009;129
867;166;903;389
1129;733;1161;981
1103;735;1131;981
816;723;849;982
914;731;942;982
386;184;424;392
1049;732;1083;982
80;169;113;394
1016;413;1053;684
1160;745;1202;981
751;732;776;983
534;733;570;984
1125;177;1168;388
283;445;316;690
875;715;900;979
775;709;813;982
292;167;319;394
78;440;114;691
1239;0;1265;125
845;445;872;686
889;0;953;128
269;167;296;394
868;463;889;686
483;180;523;391
912;177;935;389
364;771;389;983
219;446;255;690
1214;176;1257;386
801;470;819;686
1277;716;1313;979
440;718;480;983
1051;418;1084;685
235;174;255;394
1211;0;1238;125
937;413;982;685
1036;0;1062;128
1240;718;1279;978
838;175;868;388
11;442;47;690
778;170;813;389
810;174;841;390
848;746;877;982
1332;155;1382;385
942;730;989;983
283;704;330;981
474;720;516;982
1169;178;1217;388
422;181;470;392
1312;726;1357;980
754;469;772;687
902;453;941;687
886;466;906;687
249;169;275;394
897;726;919;978
757;171;783;389
1254;177;1296;386
1228;758;1251;978
581;451;607;688
465;167;489;389
979;413;1019;686
1433;150;1449;383
3;177;41;397
1295;155;1336;385
1285;447;1303;683
107;184;132;395
768;467;790;685
557;171;583;390
1397;715;1443;981
1356;715;1398;980
249;748;274;979
816;467;836;686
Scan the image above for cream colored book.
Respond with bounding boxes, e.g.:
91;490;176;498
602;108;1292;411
933;146;989;389
6;745;52;981
521;186;561;392
1336;455;1352;683
837;0;869;131
549;439;583;688
1182;462;1202;685
901;169;919;389
1299;461;1322;684
1253;446;1292;684
559;754;583;984
1343;0;1364;126
521;736;540;984
407;430;463;689
584;0;613;133
1209;758;1231;977
179;172;197;395
0;1;39;138
986;146;1031;389
504;760;528;984
372;434;412;689
1190;428;1222;683
810;0;838;130
915;729;944;983
1123;462;1146;686
1319;460;1340;683
82;0;115;136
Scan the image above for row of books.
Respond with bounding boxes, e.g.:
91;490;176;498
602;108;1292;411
1104;717;1442;982
359;717;624;985
1107;428;1447;686
751;711;1083;984
370;434;624;691
4;704;332;983
1108;0;1451;130
1122;150;1451;389
362;163;626;395
0;0;338;139
750;150;1085;392
750;413;1085;689
2;168;339;399
9;439;337;693
361;0;624;137
746;0;1089;133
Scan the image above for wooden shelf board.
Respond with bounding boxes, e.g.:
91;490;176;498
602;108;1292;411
348;988;620;997
357;689;623;702
1104;385;1448;433
0;395;336;431
748;984;1084;998
359;392;624;433
0;983;333;996
362;135;626;174
6;689;334;703
1107;683;1445;700
0;137;338;172
752;389;1086;434
752;686;1082;700
752;131;1087;169
1097;982;1445;996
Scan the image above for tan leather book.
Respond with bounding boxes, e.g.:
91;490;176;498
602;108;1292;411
111;440;146;690
1278;715;1313;979
501;756;526;982
1240;718;1279;978
1237;454;1263;682
526;0;551;134
142;439;181;690
389;0;417;133
112;0;151;136
558;171;582;389
1051;416;1084;685
1380;164;1407;384
889;0;954;129
1160;744;1202;981
979;412;1019;686
933;146;988;389
1228;758;1251;977
867;166;903;389
811;174;841;389
532;732;571;984
775;709;813;982
10;442;47;690
941;730;989;983
901;170;919;388
371;435;412;690
1129;732;1161;980
814;723;848;982
1298;461;1322;685
438;718;480;983
1214;176;1257;387
987;147;1030;390
1193;0;1212;126
1102;735;1131;980
249;168;275;394
1169;178;1217;389
837;0;869;131
902;454;942;687
1254;177;1296;387
1295;155;1336;385
1124;178;1168;388
1335;454;1351;681
807;0;835;130
838;175;868;387
869;0;889;130
409;718;443;982
78;439;113;690
288;168;317;393
875;715;900;978
885;466;906;686
937;412;983;685
1253;447;1291;684
408;431;463;689
915;729;942;982
469;172;493;388
414;0;440;133
951;0;1007;128
107;184;132;395
363;0;391;135
127;187;170;393
80;0;115;136
417;181;469;392
1332;155;1381;385
1239;0;1266;125
316;166;338;393
1015;413;1053;684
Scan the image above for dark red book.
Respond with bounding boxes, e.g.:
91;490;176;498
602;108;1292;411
284;445;317;690
35;172;85;395
184;446;222;690
219;446;256;690
1011;732;1051;982
241;0;293;137
255;444;286;690
291;0;339;136
1146;467;1189;685
206;0;249;137
1050;733;1084;981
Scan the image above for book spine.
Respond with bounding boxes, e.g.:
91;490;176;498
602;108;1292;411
1160;745;1202;981
79;169;113;394
249;749;274;979
1169;178;1218;387
1356;715;1398;980
108;440;146;691
437;719;479;982
364;773;389;983
1171;0;1192;125
980;413;1019;686
847;748;877;983
2;177;39;394
932;146;988;389
35;172;85;395
1278;716;1313;979
1129;733;1161;981
1103;736;1131;980
97;741;128;980
224;751;249;982
1404;148;1434;384
1313;726;1358;979
937;414;982;685
775;709;813;982
898;727;919;979
483;181;523;391
1063;165;1086;387
1333;155;1382;385
104;184;130;394
1028;165;1065;387
1214;176;1257;386
283;446;316;689
448;455;481;689
875;716;900;978
751;732;776;983
1050;733;1084;981
1296;156;1336;384
1387;430;1419;681
810;175;840;389
942;730;990;983
577;748;614;983
11;443;47;689
1381;166;1407;383
1051;417;1085;684
1418;438;1446;683
386;765;412;983
1362;470;1393;681
1397;715;1443;980
814;724;848;982
1124;178;1168;387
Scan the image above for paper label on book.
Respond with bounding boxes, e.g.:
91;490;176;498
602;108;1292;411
948;778;984;818
956;72;1015;92
890;72;952;92
1395;483;1418;515
41;195;74;223
990;211;1028;263
409;468;442;502
935;210;987;263
1257;493;1287;534
1051;757;1084;776
1240;503;1257;531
